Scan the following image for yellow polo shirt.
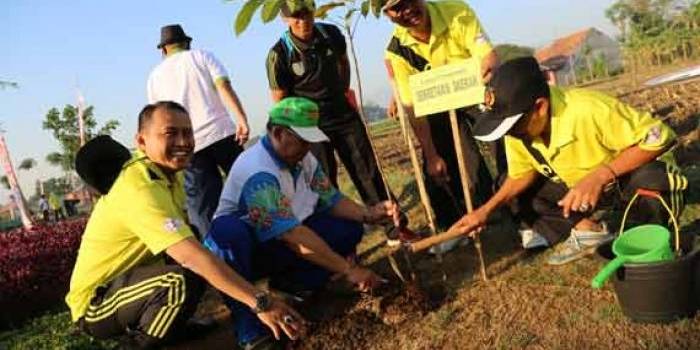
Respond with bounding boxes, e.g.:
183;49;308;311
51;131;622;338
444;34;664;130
505;86;677;187
65;152;193;321
385;0;493;105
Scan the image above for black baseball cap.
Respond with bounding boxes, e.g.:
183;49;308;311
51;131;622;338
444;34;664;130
75;135;131;195
473;56;550;142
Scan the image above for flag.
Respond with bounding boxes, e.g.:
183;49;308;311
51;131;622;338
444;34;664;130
76;88;87;146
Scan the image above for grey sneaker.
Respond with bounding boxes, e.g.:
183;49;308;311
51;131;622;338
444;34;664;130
547;224;613;265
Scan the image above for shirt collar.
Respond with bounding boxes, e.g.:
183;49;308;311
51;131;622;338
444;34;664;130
286;26;322;52
129;150;183;186
261;135;302;172
165;47;187;57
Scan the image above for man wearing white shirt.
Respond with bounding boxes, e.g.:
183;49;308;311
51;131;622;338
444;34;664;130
147;24;251;237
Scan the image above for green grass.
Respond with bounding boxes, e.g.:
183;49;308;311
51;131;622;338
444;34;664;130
0;311;116;350
368;119;400;138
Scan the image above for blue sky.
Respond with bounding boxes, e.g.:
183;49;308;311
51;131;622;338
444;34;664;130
1;0;617;200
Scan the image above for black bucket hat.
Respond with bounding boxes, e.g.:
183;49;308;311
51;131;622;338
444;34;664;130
157;24;192;49
75;135;131;195
473;56;550;142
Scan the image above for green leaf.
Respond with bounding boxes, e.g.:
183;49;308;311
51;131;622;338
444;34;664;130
315;2;345;19
370;0;382;17
18;158;36;171
261;0;283;23
235;0;265;36
361;0;370;17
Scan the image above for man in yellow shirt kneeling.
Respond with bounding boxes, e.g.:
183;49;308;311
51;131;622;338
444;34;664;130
66;101;304;348
450;56;687;265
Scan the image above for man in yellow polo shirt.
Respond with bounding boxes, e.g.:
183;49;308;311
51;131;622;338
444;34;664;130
66;101;304;348
382;0;505;254
450;56;686;265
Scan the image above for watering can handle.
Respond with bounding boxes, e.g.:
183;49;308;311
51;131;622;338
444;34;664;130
591;256;628;289
620;188;681;254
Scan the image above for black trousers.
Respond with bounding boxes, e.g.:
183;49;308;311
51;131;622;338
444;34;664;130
313;115;392;205
516;161;686;245
185;135;244;238
423;110;507;230
79;264;205;349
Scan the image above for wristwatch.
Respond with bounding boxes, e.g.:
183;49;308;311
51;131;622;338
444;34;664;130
252;291;271;314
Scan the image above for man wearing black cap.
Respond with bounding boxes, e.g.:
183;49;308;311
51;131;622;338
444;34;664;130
382;0;505;254
147;24;250;239
66;102;304;348
265;1;417;246
449;56;687;265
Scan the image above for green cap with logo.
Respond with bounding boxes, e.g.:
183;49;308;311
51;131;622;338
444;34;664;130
269;97;329;143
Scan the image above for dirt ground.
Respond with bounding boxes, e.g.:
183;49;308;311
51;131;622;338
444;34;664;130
172;74;700;350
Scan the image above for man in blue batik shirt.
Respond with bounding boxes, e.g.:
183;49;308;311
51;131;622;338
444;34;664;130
204;97;400;349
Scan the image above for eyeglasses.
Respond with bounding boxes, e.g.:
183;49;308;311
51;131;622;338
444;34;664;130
284;127;308;144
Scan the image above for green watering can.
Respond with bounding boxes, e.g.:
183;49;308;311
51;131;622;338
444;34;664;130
591;189;681;289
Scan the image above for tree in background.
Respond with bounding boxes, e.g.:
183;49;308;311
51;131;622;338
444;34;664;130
18;158;36;171
494;44;534;63
606;0;700;74
42;104;119;172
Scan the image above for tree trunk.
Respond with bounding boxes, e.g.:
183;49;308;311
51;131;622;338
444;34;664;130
343;23;367;123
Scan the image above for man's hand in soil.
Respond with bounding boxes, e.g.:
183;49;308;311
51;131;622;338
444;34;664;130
257;298;307;341
450;207;488;238
345;266;385;293
364;201;401;227
558;166;614;218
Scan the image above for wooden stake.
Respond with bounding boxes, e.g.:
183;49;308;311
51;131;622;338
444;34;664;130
385;61;445;280
448;110;488;282
351;79;416;282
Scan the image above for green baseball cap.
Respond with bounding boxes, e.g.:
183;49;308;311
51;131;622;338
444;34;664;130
269;97;328;143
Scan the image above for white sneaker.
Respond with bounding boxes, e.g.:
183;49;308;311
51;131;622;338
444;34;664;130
519;228;549;249
428;236;470;255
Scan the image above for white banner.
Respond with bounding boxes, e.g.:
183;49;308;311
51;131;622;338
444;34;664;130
76;88;87;146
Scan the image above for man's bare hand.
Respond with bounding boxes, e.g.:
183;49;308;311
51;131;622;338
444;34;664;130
450;208;488;238
558;167;614;218
387;97;398;120
425;154;449;183
257;298;307;340
364;201;400;227
345;266;385;292
235;120;250;146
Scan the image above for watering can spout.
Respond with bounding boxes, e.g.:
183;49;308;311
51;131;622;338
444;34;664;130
592;256;627;289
